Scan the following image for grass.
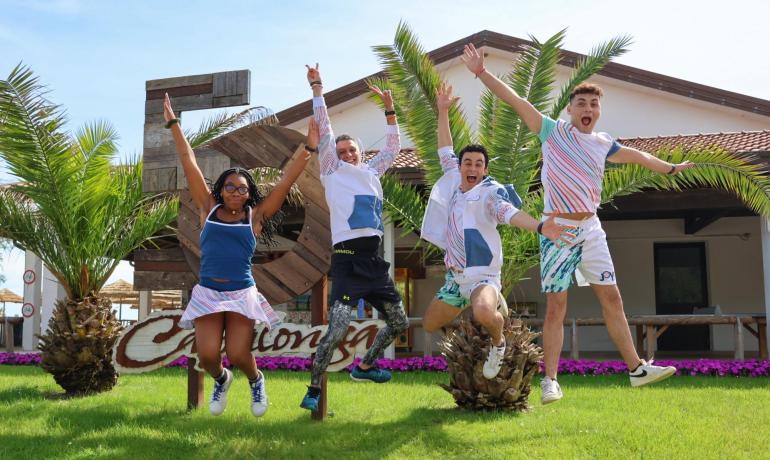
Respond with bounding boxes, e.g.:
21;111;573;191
0;366;768;459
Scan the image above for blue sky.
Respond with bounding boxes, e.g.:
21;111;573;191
0;0;768;309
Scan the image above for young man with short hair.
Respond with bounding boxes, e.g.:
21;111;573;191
421;83;573;380
462;43;694;403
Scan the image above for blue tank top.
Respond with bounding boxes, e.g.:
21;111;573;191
199;204;257;291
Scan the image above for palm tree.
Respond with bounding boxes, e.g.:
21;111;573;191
372;23;770;410
0;65;250;395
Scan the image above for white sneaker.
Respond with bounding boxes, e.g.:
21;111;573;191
209;368;233;416
629;359;676;387
250;372;268;417
540;376;563;405
482;339;505;379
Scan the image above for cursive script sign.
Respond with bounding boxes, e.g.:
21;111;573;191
113;309;384;373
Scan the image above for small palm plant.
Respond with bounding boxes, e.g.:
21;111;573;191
0;65;249;395
373;23;770;410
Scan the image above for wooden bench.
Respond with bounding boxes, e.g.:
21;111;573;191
414;314;767;361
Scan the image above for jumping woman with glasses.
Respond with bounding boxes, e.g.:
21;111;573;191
164;94;318;417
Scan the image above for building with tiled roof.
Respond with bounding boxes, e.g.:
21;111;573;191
283;30;770;356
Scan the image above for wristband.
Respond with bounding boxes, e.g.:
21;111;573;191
310;80;322;87
164;118;180;129
536;221;544;235
667;164;676;174
384;110;396;117
304;145;317;153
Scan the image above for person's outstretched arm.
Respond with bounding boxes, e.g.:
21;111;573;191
485;191;575;245
257;118;319;219
306;63;340;176
436;82;461;173
462;43;543;135
164;93;213;211
366;85;401;177
608;146;695;174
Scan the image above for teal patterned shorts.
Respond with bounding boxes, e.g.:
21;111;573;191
436;269;501;309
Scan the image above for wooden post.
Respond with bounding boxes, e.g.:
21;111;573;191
423;330;432;358
645;325;656;360
310;275;328;420
3;319;14;352
635;325;644;356
187;357;204;410
734;317;745;360
570;319;579;360
758;320;768;360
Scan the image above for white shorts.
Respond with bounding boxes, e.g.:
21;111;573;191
540;215;616;293
436;269;502;309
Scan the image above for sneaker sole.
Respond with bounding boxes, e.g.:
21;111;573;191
631;367;676;387
350;375;390;383
541;394;562;405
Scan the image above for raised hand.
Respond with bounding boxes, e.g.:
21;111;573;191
461;43;485;76
306;118;319;151
436;82;460;112
368;84;394;111
306;63;321;85
163;93;176;123
540;216;577;246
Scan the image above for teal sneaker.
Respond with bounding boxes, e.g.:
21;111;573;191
350;365;392;383
300;386;321;411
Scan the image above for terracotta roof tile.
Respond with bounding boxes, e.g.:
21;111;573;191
365;130;770;174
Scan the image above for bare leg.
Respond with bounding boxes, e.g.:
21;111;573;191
223;312;259;380
592;284;642;369
193;313;226;378
470;285;504;346
423;297;462;333
543;292;568;379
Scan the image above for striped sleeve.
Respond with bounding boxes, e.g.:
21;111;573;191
367;124;401;177
538;115;557;143
313;96;340;176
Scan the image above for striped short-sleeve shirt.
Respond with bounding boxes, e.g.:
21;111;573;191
539;115;621;214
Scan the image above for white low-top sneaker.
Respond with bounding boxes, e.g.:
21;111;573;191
629;359;676;387
482;340;506;379
250;372;268;417
209;368;233;416
540;376;563;405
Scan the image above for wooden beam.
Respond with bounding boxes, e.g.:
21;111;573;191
134;271;197;291
734;317;745;360
684;212;725;234
187;357;204;410
310;276;328;421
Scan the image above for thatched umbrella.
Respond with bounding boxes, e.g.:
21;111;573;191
100;279;182;318
0;288;23;317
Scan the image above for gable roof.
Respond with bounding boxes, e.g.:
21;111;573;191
277;30;770;125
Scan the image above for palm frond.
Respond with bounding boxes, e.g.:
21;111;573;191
185;107;257;149
603;146;770;217
549;35;632;118
481;30;564;191
251;167;303;208
372;21;472;186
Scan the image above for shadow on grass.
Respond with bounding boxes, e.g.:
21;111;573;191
0;401;540;459
552;373;770;390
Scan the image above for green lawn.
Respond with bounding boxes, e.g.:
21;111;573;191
0;366;767;459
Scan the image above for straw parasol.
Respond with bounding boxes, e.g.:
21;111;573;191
0;288;23;317
100;279;182;319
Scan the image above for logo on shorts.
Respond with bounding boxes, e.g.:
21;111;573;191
600;271;615;282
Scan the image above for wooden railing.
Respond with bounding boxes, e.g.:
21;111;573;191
413;314;768;361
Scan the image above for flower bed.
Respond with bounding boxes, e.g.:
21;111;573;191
2;352;768;377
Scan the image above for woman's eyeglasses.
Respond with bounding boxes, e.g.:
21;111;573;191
223;184;249;195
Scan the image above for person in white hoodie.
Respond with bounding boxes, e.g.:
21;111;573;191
421;83;574;380
300;64;409;412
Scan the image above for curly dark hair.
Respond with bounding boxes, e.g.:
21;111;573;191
210;167;283;247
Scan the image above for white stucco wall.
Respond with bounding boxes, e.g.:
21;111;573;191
510;216;765;352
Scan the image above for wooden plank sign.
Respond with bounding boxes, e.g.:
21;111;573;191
113;310;383;374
